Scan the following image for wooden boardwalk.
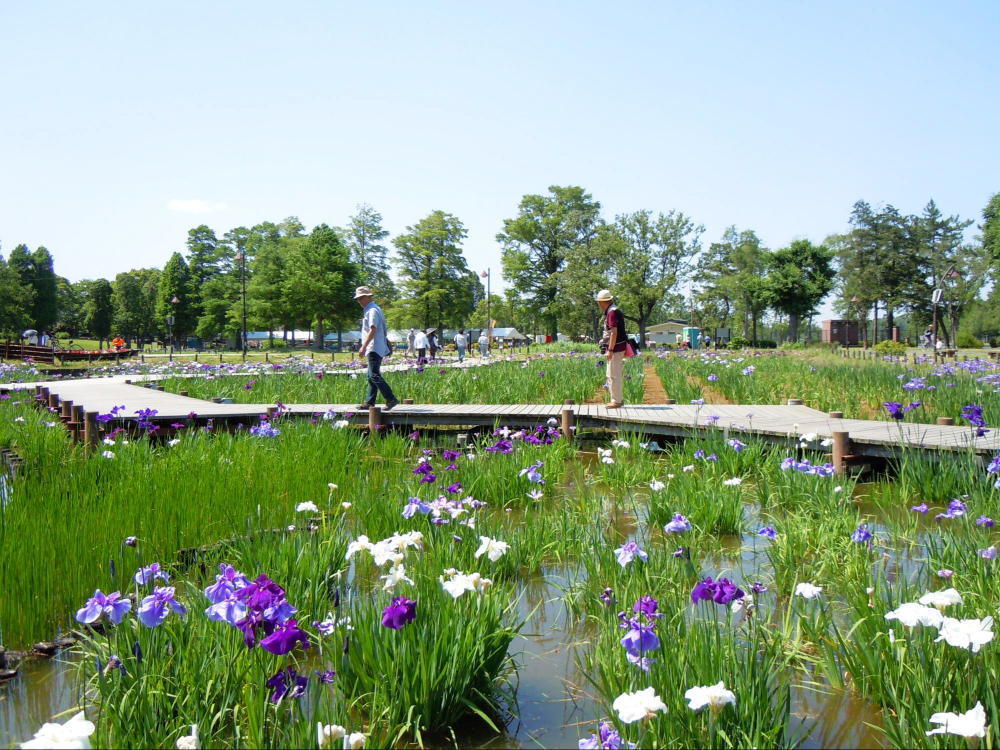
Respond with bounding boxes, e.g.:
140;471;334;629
4;378;998;460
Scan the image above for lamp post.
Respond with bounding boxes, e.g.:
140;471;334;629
480;268;491;346
235;251;248;357
169;296;180;355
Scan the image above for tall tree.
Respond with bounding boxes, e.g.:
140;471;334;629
341;204;397;302
766;239;836;341
982;192;1000;270
695;227;771;341
112;269;161;345
558;226;617;340
498;186;602;339
609;210;703;343
393;211;479;329
156;253;195;343
83;279;114;347
282;225;358;348
7;244;58;331
0;250;34;336
55;276;86;336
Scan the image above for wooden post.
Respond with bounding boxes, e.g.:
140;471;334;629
563;399;575;406
179;390;189;397
368;405;382;434
402;398;414;404
61;399;73;422
832;431;850;475
829;410;844;419
84;411;99;450
125;379;132;384
665;398;676;405
936;417;955;426
266;406;277;419
70;405;84;441
561;406;575;440
220;353;224;363
48;392;60;410
787;398;804;406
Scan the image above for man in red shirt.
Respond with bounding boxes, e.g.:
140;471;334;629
596;289;626;407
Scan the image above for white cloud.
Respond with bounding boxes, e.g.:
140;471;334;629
166;199;229;214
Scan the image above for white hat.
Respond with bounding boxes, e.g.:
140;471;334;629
595;289;614;302
353;286;374;299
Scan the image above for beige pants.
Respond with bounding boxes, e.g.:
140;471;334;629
606;350;624;403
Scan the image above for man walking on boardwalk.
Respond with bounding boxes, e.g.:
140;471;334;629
355;286;400;411
596;289;625;408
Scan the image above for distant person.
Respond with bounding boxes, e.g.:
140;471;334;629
454;330;467;362
596;289;626;408
478;331;489;357
428;330;439;361
354;286;399;411
923;326;934;349
413;328;429;364
407;329;416;356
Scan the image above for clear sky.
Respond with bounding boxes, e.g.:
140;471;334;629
2;0;997;301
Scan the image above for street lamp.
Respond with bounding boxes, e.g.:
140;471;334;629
235;252;248;357
168;296;180;355
480;269;491;346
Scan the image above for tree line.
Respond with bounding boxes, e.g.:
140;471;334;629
2;189;999;348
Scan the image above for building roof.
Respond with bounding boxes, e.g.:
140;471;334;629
646;320;691;332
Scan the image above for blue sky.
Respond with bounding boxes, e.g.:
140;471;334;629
2;1;997;303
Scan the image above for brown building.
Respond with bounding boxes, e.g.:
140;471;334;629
822;319;861;346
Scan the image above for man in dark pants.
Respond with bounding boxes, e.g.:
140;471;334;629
355;286;399;411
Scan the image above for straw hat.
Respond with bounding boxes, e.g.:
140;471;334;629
353;286;374;299
595;289;614;302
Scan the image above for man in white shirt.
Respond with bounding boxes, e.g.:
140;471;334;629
413;329;429;363
478;331;489;357
355;286;399;410
454;330;467;362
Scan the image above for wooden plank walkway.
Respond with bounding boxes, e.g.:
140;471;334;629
4;379;999;458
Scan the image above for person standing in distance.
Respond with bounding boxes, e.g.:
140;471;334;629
596;289;626;408
355;286;399;411
413;328;429;364
454;329;467;363
478;330;489;358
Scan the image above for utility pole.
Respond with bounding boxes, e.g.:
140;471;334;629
236;251;248;357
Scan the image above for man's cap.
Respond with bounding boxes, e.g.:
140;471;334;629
595;289;614;302
353;286;374;299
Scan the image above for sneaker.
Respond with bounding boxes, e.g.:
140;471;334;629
356;403;374;410
607;401;623;408
383;400;400;411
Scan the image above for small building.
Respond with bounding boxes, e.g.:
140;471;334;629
822;319;861;346
645;320;692;346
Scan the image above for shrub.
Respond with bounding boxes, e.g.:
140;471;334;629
873;339;907;356
754;339;777;349
260;338;289;350
779;341;805;350
957;332;984;348
728;336;750;349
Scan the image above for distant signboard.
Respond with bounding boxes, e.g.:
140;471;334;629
715;327;730;341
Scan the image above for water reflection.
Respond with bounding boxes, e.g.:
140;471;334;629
0;654;80;747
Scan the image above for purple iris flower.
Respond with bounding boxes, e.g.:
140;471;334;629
937;569;955;579
758;526;777;540
381;597;417;630
727;439;746;453
205;597;247;626
987;455;1000;475
911;503;929;514
137;586;187;628
977;515;995;528
672;546;689;558
884;402;905;420
204;563;249;604
633;596;659;616
249;420;280;437
599;587;614;606
693;449;706;459
445;482;463;495
314;669;336;684
485;439;514;454
664;514;692;534
237;575;287;612
780;457;796;470
579;721;636;750
266;667;308;703
741;365;756;376
851;524;873;544
124;536;138;547
750;581;768;594
614;541;647;567
707;373;718;382
961;404;990;437
419;473;437;484
260;619;311;655
620;621;660;657
980;546;998;560
691;577;716;604
691;576;745;605
75;590;132;625
441;449;461;461
412;460;434;476
133;562;169;586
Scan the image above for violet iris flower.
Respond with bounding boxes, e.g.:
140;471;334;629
137;586;187;628
976;515;995;527
727;439;746;453
381;597;417;630
75;590;131;625
266;667;308;703
260;619;311;655
445;482;463;495
961;404;990;437
758;526;777;540
133;562;169;586
664;514;692;534
620;621;660;657
693;449;706;459
691;576;745;605
633;596;659;616
614;541;647;567
911;503;929;514
204;563;250;604
851;524;873;544
599;588;614;605
579;721;636;750
124;536;138;547
884;402;905;420
314;669;336;684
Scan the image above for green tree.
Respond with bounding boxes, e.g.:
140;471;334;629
982;192;1000;269
55;276;86;336
156;253;195;344
609;210;703;344
0;250;34;336
7;244;58;331
112;269;161;346
766;239;836;341
341;204;397;302
695;227;771;342
282;225;358;348
498;186;602;339
83;279;114;347
393;211;479;329
557;226;617;340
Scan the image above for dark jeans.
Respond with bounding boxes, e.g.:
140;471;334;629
365;352;397;405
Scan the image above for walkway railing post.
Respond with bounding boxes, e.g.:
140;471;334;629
561;406;575;441
936;417;954;426
70;405;84;442
832;431;850;475
368;406;383;435
665;398;676;405
829;410;844;419
787;398;804;406
84;411;100;450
